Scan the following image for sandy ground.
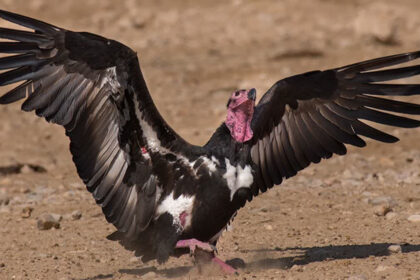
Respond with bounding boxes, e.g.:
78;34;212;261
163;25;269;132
1;0;420;279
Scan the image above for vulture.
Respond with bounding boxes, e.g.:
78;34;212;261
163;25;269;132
2;10;420;273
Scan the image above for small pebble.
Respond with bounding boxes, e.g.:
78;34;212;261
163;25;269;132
368;196;396;207
0;263;5;268
373;205;392;216
129;257;140;263
37;213;61;230
71;210;82;220
375;265;393;272
0;193;10;206
385;212;397;220
51;213;62;222
407;214;420;223
142;271;157;279
264;224;273;230
290;264;303;272
19;188;31;194
388;244;402;254
21;206;34;218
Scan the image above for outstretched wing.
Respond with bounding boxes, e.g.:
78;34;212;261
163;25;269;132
249;51;420;195
0;10;197;238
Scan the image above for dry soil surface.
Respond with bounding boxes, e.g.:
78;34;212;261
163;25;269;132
1;1;420;279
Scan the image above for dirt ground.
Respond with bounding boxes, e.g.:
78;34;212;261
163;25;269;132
2;0;420;279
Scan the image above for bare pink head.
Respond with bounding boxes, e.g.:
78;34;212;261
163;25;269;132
225;88;256;143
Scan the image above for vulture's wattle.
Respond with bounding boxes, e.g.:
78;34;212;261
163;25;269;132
2;10;420;273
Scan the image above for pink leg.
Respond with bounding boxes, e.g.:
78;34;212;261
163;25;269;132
212;256;237;274
175;239;237;274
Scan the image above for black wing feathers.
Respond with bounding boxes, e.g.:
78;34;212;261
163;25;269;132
250;51;420;194
0;10;59;34
0;10;159;239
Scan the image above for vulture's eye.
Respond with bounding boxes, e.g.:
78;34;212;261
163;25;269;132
235;92;240;97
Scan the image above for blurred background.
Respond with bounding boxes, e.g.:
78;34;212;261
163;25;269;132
1;1;420;279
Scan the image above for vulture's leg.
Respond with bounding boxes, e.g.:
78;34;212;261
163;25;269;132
175;239;237;274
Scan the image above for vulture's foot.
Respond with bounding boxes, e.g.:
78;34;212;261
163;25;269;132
176;238;216;255
175;239;237;274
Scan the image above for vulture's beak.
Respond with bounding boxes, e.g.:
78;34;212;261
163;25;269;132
248;88;256;101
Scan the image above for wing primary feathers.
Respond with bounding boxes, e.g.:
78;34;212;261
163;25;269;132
308;110;366;147
358;107;420;128
0;9;59;34
0;27;52;45
0;80;30;104
0;53;41;70
326;102;355;120
0;66;35;86
350;83;420;96
354;64;420;83
356;95;420;115
351;120;399;143
338;51;420;73
319;106;355;134
0;42;39;53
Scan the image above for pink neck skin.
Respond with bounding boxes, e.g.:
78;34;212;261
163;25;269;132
225;103;254;143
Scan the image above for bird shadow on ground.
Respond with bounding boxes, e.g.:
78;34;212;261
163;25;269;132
118;265;192;278
80;243;420;279
78;265;192;280
243;242;420;270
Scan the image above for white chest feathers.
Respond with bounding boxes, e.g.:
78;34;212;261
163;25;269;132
156;192;195;232
223;159;254;200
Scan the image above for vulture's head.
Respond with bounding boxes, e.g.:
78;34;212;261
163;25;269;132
225;88;256;143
